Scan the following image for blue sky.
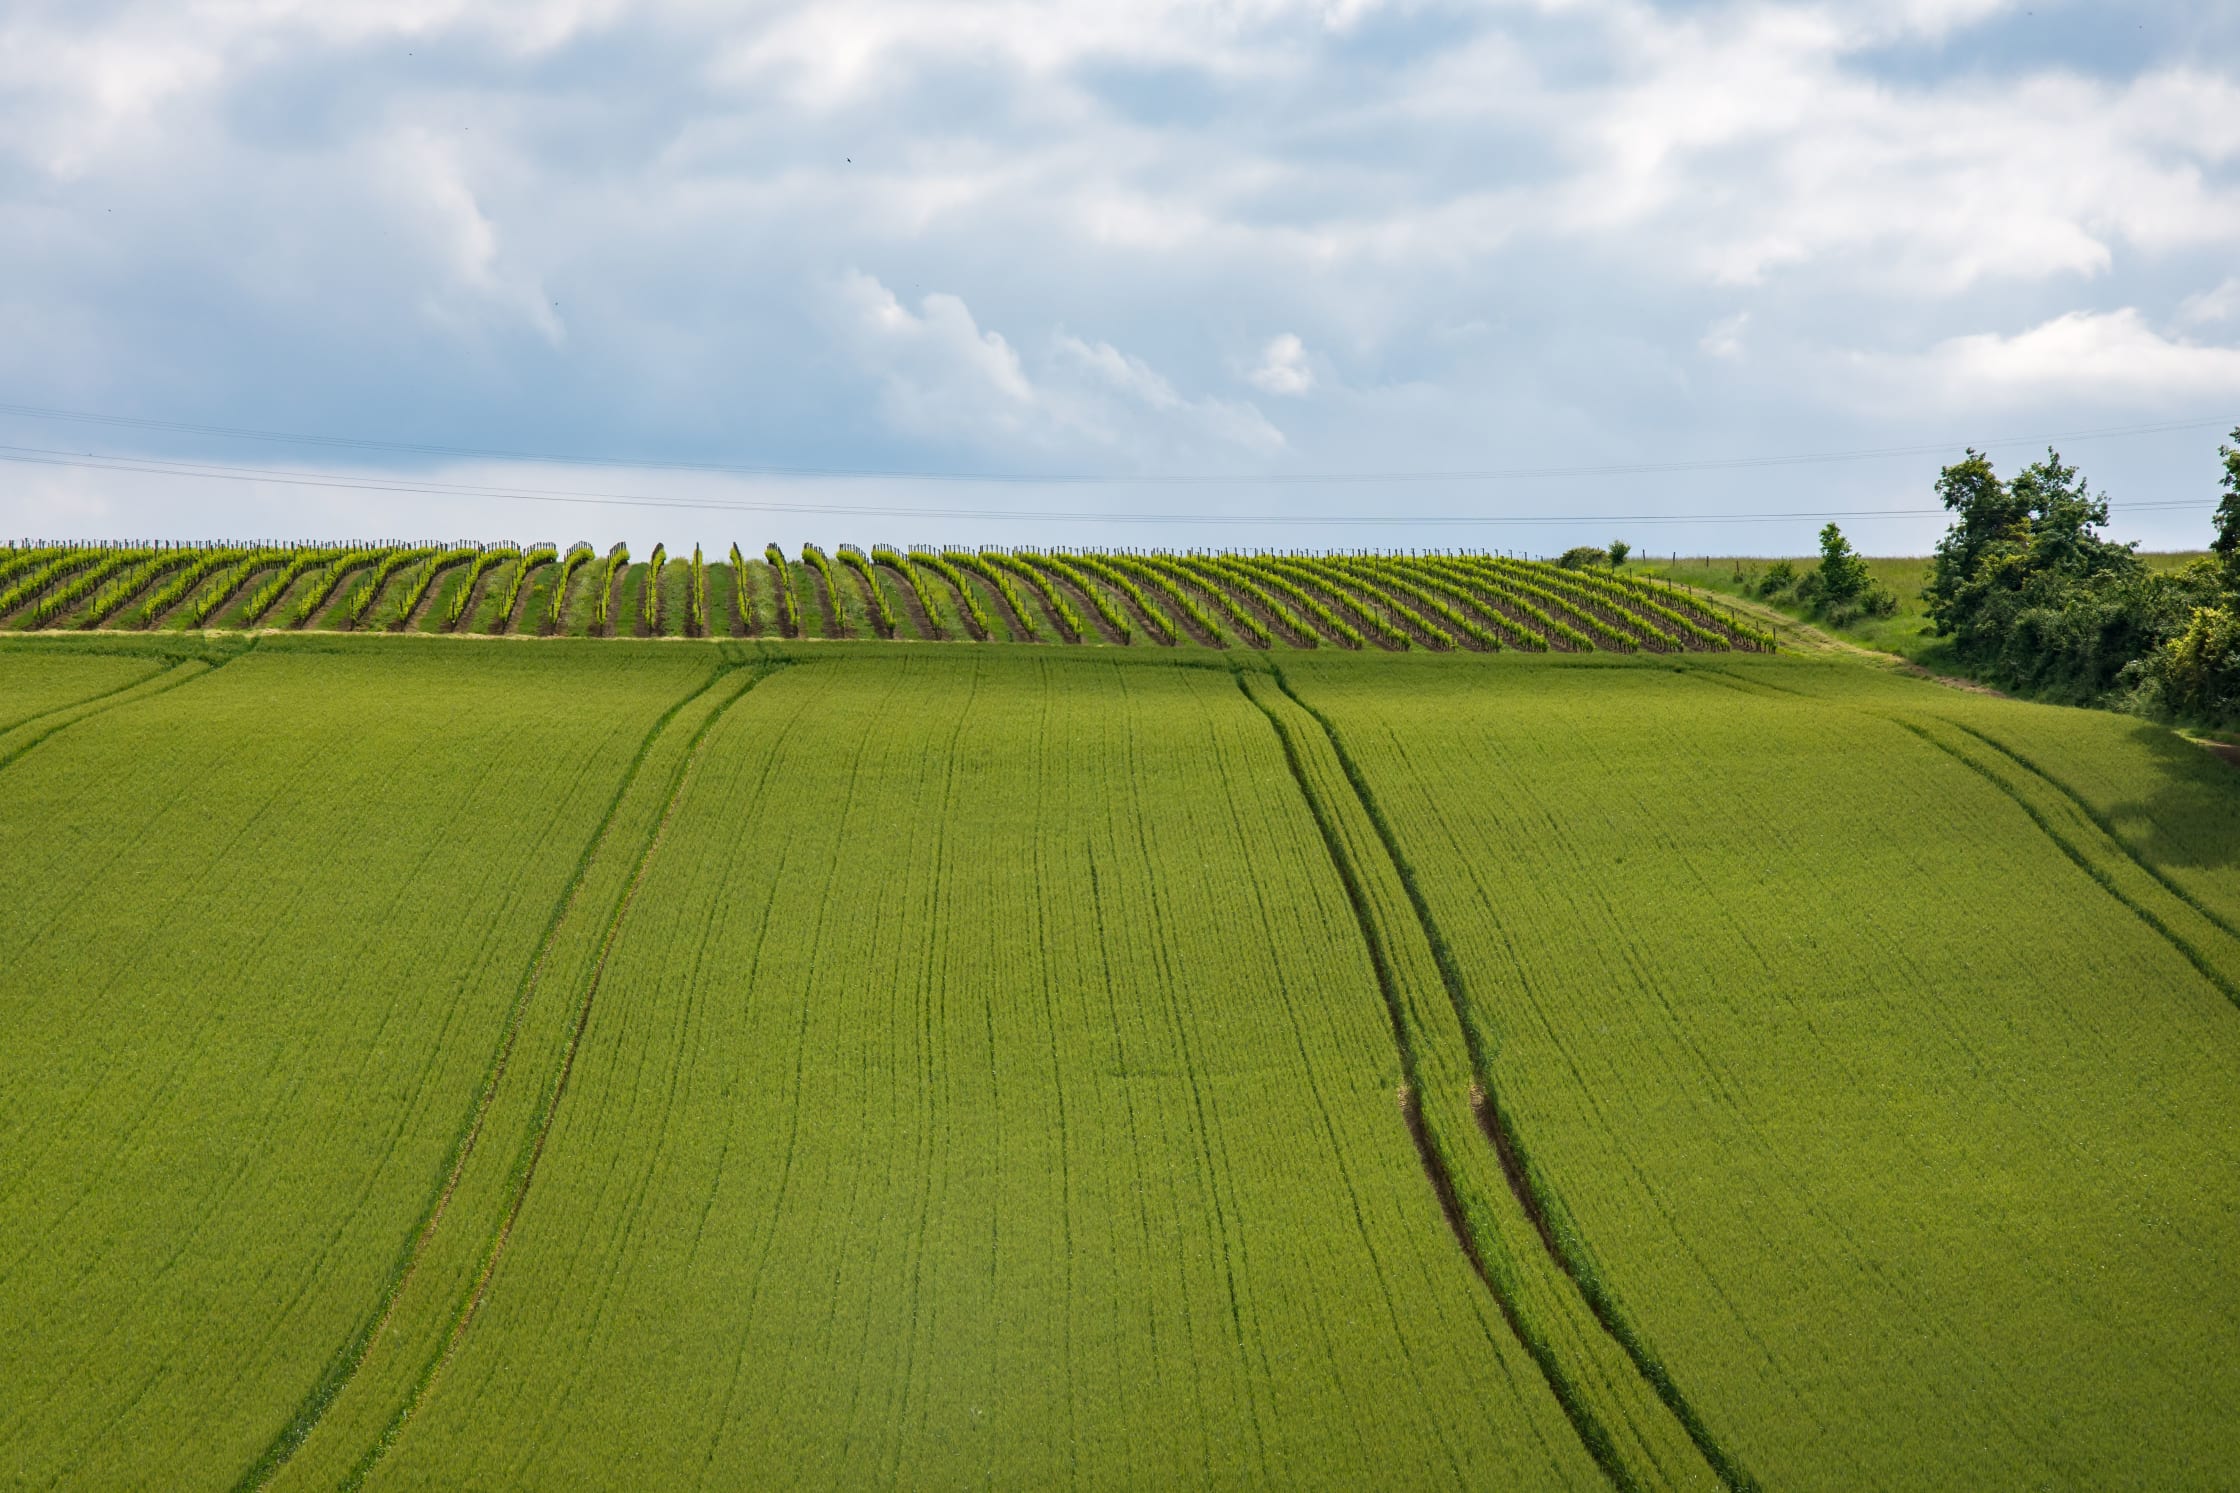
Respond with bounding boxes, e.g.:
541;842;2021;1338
3;0;2237;554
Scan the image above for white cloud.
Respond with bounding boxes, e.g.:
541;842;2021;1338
1700;312;1749;360
4;0;2240;553
833;271;1283;458
1910;309;2240;404
2181;279;2240;326
1247;333;1315;396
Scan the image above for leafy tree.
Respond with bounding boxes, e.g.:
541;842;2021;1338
2214;427;2240;557
2152;603;2240;721
1813;524;1870;606
1606;540;1631;567
1924;448;2027;633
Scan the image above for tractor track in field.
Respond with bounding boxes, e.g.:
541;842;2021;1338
1689;663;2240;1005
234;662;764;1492
1234;668;1634;1491
333;665;762;1489
1242;662;1758;1493
0;645;252;776
1891;718;2240;1011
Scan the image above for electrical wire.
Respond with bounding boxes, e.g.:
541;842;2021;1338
0;443;2213;527
0;399;2227;486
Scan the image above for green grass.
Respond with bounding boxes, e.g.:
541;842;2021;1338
3;633;2238;1487
1638;551;2208;660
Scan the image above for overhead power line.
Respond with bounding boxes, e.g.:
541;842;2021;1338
0;443;2215;527
0;399;2228;486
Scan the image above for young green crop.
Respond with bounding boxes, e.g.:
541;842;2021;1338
726;543;754;634
871;546;942;638
590;543;629;634
800;543;845;638
837;545;899;638
1018;551;1132;642
484;544;557;634
980;550;1085;641
1261;557;1414;649
284;548;388;629
945;549;1041;640
1341;559;1499;650
384;548;479;632
909;549;995;639
1104;552;1231;646
763;544;800;637
1069;552;1182;644
71;548;198;630
0;546;103;623
1196;556;1316;644
339;547;440;630
540;545;594;635
688;545;707;637
1231;555;1367;648
1428;557;1591;650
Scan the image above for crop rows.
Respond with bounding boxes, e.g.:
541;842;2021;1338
0;542;1770;650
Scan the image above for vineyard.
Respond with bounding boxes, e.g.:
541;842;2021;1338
0;541;1774;653
3;633;2238;1490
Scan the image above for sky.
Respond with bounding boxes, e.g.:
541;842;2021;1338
3;0;2238;556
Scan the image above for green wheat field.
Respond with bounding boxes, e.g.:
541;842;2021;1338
3;542;2238;1489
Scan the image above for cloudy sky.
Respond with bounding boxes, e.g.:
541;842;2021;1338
3;0;2238;554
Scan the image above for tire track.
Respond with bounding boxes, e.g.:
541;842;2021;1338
235;662;757;1491
1270;664;1755;1493
1892;718;2240;1009
1241;663;1751;1493
336;665;765;1489
0;643;252;776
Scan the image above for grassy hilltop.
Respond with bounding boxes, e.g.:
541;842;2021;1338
3;630;2239;1489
